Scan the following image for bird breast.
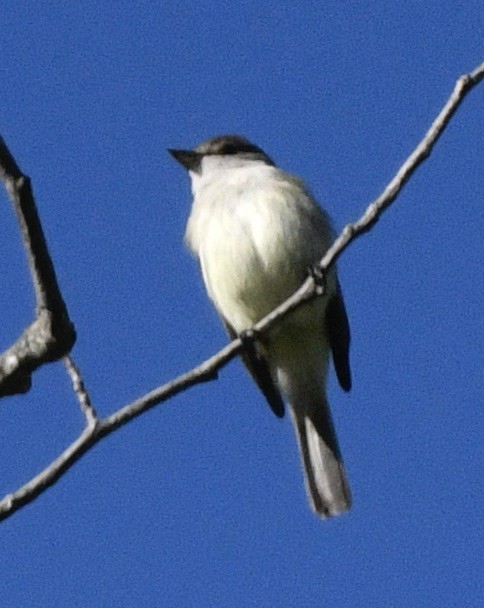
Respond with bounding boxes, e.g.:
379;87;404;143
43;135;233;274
185;165;335;332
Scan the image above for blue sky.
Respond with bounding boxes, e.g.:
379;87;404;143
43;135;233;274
0;2;482;607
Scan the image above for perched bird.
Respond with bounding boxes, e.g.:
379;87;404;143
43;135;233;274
169;135;352;518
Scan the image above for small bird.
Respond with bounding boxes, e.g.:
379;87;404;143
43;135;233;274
169;135;352;518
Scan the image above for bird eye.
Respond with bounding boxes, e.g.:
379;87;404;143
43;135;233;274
220;144;237;155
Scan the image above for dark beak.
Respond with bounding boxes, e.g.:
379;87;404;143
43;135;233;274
168;149;203;173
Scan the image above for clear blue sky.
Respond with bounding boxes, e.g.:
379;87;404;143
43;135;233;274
1;2;482;607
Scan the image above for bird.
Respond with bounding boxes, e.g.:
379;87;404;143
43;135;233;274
169;134;352;518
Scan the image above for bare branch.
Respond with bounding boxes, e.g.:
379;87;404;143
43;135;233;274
0;137;76;396
0;425;99;517
0;63;482;523
63;356;98;428
248;62;484;334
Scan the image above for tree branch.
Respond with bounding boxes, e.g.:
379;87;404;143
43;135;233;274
0;62;482;523
63;356;98;428
0;138;76;396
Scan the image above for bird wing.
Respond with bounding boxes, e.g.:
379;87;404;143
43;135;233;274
325;282;352;392
222;317;285;418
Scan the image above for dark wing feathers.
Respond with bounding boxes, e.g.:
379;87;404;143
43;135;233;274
222;318;285;418
216;282;350;417
325;284;352;392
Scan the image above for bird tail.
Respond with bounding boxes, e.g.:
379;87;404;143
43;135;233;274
290;398;351;518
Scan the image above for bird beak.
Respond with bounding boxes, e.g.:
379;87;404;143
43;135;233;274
168;149;203;173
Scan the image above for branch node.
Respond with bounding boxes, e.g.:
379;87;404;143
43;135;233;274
0;136;77;397
239;328;258;346
308;263;327;296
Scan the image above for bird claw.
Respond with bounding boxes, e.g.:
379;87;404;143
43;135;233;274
308;263;327;295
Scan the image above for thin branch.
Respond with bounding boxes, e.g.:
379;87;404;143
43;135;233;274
0;138;76;396
247;62;484;333
0;63;482;523
63;356;98;428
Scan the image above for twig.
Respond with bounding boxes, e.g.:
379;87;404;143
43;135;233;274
63;356;98;428
0;62;482;523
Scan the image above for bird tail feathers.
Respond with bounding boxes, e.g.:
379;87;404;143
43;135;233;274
290;399;351;518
